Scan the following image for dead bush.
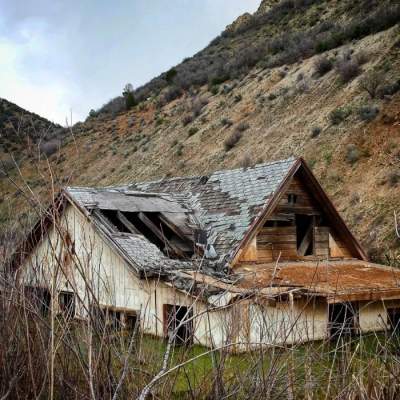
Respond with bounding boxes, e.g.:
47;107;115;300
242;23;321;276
314;56;333;76
311;126;321;138
224;130;242;151
388;171;400;187
335;59;361;83
359;71;383;99
236;122;249;132
181;114;193;127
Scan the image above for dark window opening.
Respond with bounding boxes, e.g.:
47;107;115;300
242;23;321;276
59;291;75;318
25;287;51;317
125;312;138;331
388;308;400;334
164;304;193;345
98;209;195;259
108;310;122;331
288;194;298;205
295;214;314;256
328;303;358;339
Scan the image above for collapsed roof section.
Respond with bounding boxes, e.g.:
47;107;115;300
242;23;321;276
65;158;297;277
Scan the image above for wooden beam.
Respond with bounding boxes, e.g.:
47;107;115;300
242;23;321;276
297;221;314;256
117;211;141;235
138;212;185;258
158;213;189;242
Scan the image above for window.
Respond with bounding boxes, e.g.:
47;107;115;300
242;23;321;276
125;312;138;331
288;194;297;205
163;304;193;345
58;291;75;318
25;287;51;317
328;303;358;339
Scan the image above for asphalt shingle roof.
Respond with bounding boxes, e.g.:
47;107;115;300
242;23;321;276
66;157;296;276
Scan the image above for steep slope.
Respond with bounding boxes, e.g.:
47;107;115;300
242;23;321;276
1;0;400;263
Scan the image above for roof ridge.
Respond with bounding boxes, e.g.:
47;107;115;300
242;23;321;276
128;156;298;188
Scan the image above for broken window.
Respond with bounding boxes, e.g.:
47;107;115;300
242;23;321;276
163;304;193;345
58;291;75;318
96;209;196;259
328;303;358;339
296;214;314;256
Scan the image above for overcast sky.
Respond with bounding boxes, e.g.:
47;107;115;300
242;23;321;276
0;0;260;125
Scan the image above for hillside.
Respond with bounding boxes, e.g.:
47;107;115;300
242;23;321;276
1;0;400;263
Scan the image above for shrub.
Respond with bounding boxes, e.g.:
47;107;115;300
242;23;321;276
311;126;321;138
191;97;208;117
358;105;379;122
209;86;219;95
234;94;242;103
377;80;400;99
335;59;361;83
314;56;333;76
329;107;351;125
182;114;193;127
39;139;60;157
165;68;177;84
359;71;383;99
224;130;242;151
345;144;361;165
221;118;233;127
236;122;250;132
175;143;184;157
123;83;137;110
240;154;252;168
188;127;199;137
388;171;400;187
163;86;182;103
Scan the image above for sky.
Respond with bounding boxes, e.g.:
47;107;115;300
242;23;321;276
0;0;260;125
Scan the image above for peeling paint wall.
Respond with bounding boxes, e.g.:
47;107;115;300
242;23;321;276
358;300;400;333
248;298;328;348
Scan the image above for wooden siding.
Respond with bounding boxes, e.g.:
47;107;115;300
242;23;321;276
238;174;354;263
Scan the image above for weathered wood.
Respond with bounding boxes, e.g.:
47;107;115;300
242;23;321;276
117;211;142;235
138;212;186;258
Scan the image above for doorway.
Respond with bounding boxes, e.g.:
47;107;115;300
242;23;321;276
163;304;193;345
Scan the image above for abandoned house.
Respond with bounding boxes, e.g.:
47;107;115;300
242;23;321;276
12;157;400;350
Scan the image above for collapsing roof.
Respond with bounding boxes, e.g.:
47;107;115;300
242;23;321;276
15;157;395;304
65;158;297;276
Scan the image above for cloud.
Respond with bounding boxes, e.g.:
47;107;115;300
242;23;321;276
0;0;261;125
